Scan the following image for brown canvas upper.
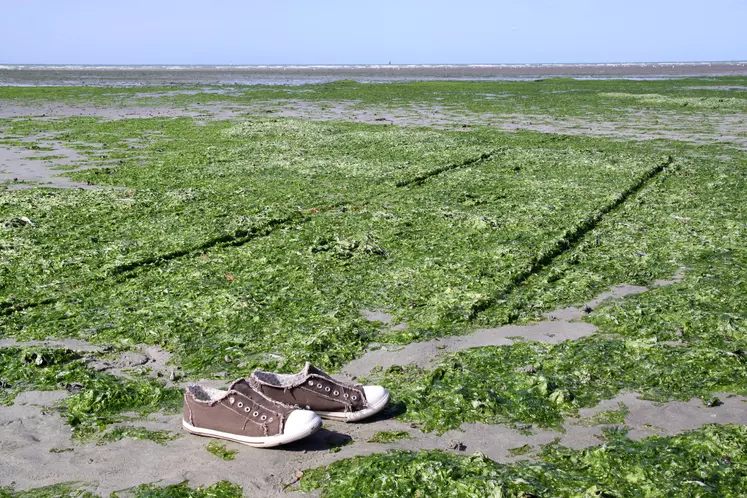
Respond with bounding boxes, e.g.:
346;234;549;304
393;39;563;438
241;363;368;412
183;379;295;437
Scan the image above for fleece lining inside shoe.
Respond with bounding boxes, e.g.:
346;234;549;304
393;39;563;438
253;362;311;387
187;384;226;403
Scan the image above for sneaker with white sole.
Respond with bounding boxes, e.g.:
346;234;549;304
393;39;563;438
182;379;322;447
240;362;390;422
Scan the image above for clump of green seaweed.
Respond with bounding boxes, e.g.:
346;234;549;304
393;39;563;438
0;480;242;498
368;431;412;443
574;402;629;426
0;347;182;437
302;424;747;497
205;441;238;461
507;444;533;457
381;333;747;433
97;427;181;446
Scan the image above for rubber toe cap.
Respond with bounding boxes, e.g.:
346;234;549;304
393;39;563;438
363;385;389;407
285;410;321;434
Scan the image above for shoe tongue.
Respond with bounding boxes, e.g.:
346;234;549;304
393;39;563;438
306;363;331;379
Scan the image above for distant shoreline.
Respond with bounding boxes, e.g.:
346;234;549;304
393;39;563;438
2;62;746;86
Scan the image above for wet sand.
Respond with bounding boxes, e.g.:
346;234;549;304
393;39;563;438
0;140;96;189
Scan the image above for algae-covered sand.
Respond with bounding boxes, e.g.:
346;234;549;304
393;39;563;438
1;77;746;496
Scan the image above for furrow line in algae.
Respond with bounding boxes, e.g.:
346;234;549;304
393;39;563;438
467;154;675;321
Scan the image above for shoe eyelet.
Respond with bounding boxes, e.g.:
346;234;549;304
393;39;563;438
308;380;314;385
333;390;339;396
325;387;331;392
268;417;274;423
316;383;323;389
252;411;259;417
237;402;243;408
343;393;349;399
229;397;235;405
260;415;267;421
352;396;358;401
244;407;250;413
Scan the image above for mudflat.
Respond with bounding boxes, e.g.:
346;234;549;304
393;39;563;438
1;75;747;496
2;61;747;86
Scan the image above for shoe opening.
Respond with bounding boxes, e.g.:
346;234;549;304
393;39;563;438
253;363;311;388
187;384;226;403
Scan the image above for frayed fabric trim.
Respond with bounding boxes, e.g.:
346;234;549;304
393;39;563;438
186;384;228;406
252;362;312;388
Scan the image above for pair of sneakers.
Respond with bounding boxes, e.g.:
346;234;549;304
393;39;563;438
182;362;390;448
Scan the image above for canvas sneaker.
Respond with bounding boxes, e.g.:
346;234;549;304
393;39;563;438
182;378;322;447
240;362;390;422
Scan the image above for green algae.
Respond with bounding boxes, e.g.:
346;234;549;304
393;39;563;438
601;92;747;110
0;115;679;378
381;334;747;433
0;481;243;498
0;484;96;498
0;347;182;437
0;348;88;405
23;155;69;161
114;481;243;498
97;427;181;446
205;441;238;460
507;444;533;457
65;375;182;438
574;403;629;426
368;430;412;443
350;142;741;435
301;424;747;497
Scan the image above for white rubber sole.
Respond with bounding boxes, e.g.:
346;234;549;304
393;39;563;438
316;389;390;422
182;417;322;448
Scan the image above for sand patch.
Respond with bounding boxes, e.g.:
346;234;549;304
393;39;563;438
0;139;94;189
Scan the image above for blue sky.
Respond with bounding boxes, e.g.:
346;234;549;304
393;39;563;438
2;0;745;64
